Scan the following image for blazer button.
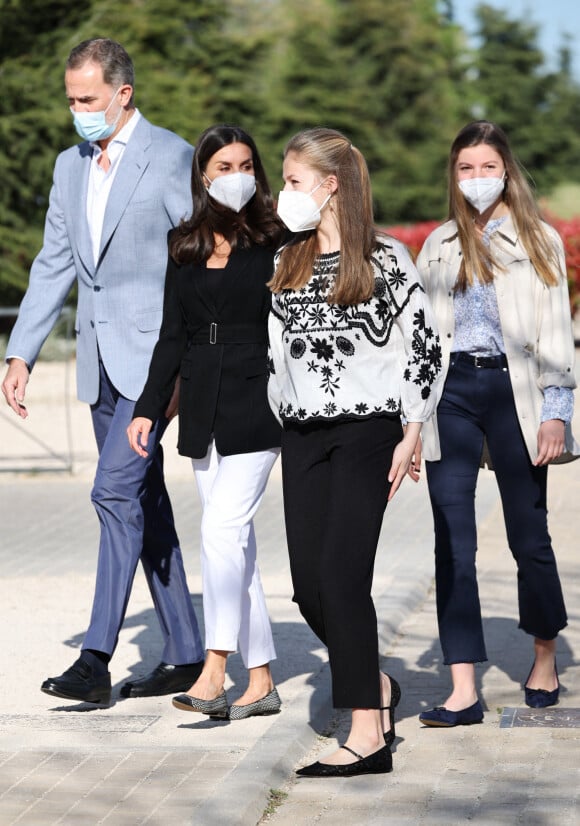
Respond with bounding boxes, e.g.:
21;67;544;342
94;285;101;292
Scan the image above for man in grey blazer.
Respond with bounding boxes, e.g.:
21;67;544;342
1;38;204;704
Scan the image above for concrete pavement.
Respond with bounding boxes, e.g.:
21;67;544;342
0;358;579;825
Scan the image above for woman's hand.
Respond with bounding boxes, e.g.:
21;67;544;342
535;419;565;466
127;417;154;458
388;422;422;500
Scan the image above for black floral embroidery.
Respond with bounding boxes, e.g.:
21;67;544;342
272;240;442;423
310;338;334;361
388;267;407;289
290;339;306;359
373;277;386;298
320;365;340;395
336;336;355;356
307;305;329;327
330;305;353;324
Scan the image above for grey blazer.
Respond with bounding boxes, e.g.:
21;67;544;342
7;115;194;403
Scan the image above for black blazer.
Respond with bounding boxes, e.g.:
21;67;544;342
134;243;281;458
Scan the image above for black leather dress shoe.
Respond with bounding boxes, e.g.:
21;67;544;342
41;658;112;704
120;661;204;698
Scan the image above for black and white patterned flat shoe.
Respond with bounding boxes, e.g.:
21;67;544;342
172;689;229;718
228;687;282;720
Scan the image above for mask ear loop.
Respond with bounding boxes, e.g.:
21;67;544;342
310;178;333;213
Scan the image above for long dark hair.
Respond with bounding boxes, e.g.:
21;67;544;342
170;124;284;264
449;120;559;289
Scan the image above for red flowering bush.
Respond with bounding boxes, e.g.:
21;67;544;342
387;217;580;314
543;214;580;314
386;221;440;260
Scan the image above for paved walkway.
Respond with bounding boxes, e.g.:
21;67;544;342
0;359;579;825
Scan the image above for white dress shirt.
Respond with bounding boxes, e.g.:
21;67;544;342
87;109;142;266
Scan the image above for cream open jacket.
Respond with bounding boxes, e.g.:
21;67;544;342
416;215;579;465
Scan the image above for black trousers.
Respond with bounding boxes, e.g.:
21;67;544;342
426;356;567;665
281;416;403;708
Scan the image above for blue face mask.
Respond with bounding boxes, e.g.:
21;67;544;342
70;87;123;142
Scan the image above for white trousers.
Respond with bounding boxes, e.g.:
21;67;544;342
192;442;279;669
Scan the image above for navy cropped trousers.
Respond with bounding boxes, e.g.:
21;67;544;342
426;355;567;665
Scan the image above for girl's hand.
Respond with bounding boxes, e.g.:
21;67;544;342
388;422;422;500
535;419;565;466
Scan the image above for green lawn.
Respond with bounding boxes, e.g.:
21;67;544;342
540;183;580;219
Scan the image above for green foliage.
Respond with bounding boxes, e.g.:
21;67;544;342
1;0;580;306
471;3;580;193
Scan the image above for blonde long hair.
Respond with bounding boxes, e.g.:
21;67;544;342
449;121;559;290
268;128;378;305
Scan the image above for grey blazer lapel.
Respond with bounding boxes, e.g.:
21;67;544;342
98;117;151;266
69;142;95;276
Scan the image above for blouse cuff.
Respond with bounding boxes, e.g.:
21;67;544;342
541;386;574;423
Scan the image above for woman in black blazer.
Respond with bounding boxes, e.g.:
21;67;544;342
127;125;285;720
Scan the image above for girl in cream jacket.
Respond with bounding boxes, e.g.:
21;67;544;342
415;120;578;730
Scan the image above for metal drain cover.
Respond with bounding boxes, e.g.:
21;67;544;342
500;707;580;728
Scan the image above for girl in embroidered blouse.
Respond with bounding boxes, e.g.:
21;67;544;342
416;120;578;729
268;127;442;777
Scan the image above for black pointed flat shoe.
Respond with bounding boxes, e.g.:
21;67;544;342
296;744;393;777
524;662;560;708
172;690;229;718
381;674;401;747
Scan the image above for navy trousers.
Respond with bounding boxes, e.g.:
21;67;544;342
83;360;203;664
281;416;402;709
426;356;567;665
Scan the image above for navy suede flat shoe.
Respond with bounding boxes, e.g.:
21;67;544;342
524;662;560;708
419;700;484;727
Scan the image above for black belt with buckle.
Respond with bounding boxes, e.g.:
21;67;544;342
188;322;267;346
452;352;508;369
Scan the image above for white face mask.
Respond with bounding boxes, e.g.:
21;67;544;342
277;181;332;232
458;175;506;214
205;172;256;212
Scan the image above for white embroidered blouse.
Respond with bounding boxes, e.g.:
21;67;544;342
268;235;443;424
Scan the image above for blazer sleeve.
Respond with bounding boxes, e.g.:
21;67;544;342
133;253;187;421
6;153;78;369
267;292;286;425
161;139;195;226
